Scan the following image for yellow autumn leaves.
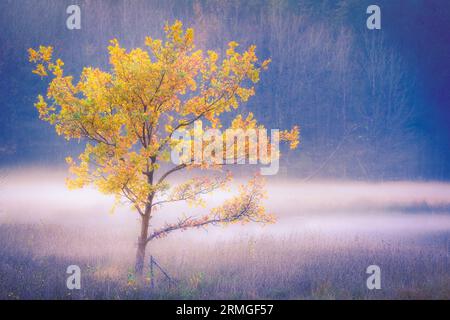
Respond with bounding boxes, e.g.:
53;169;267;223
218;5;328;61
29;20;299;223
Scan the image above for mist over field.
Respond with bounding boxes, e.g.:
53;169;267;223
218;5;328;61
1;168;450;299
3;168;450;234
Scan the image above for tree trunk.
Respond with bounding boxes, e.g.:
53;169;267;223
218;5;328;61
135;162;155;276
135;213;150;276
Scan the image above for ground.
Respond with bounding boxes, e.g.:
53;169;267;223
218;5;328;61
1;169;450;299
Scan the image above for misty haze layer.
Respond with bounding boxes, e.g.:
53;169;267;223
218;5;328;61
2;168;450;240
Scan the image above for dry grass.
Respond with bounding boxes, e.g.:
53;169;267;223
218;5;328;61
0;223;449;299
1;169;450;299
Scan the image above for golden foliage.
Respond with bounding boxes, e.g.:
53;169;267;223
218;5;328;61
29;21;299;233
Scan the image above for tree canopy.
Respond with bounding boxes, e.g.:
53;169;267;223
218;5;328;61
29;21;299;245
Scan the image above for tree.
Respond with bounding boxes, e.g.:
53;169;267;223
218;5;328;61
29;21;299;275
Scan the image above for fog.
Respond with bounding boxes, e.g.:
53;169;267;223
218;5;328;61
2;168;450;244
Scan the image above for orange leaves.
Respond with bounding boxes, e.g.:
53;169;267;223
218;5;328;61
164;20;183;43
52;59;65;77
65;154;90;190
231;113;257;130
28;46;53;63
29;21;298;227
107;38;126;68
146;174;273;242
226;41;239;56
261;58;271;70
39;46;53;62
34;95;50;119
32;64;48;77
209;174;274;224
280;125;300;150
206;50;218;73
28;46;63;78
28;48;40;63
163;173;232;208
163;20;195;50
159;176;269;235
184;28;195;47
78;67;112;105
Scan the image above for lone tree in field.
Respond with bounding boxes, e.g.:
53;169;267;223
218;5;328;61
29;21;299;275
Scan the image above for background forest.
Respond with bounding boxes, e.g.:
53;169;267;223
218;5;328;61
1;0;450;180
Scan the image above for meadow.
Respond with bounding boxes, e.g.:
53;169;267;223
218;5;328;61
1;168;450;299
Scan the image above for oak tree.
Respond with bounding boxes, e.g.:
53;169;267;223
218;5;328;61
29;21;299;275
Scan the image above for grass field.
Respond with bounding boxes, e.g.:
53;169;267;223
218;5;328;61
1;168;450;299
